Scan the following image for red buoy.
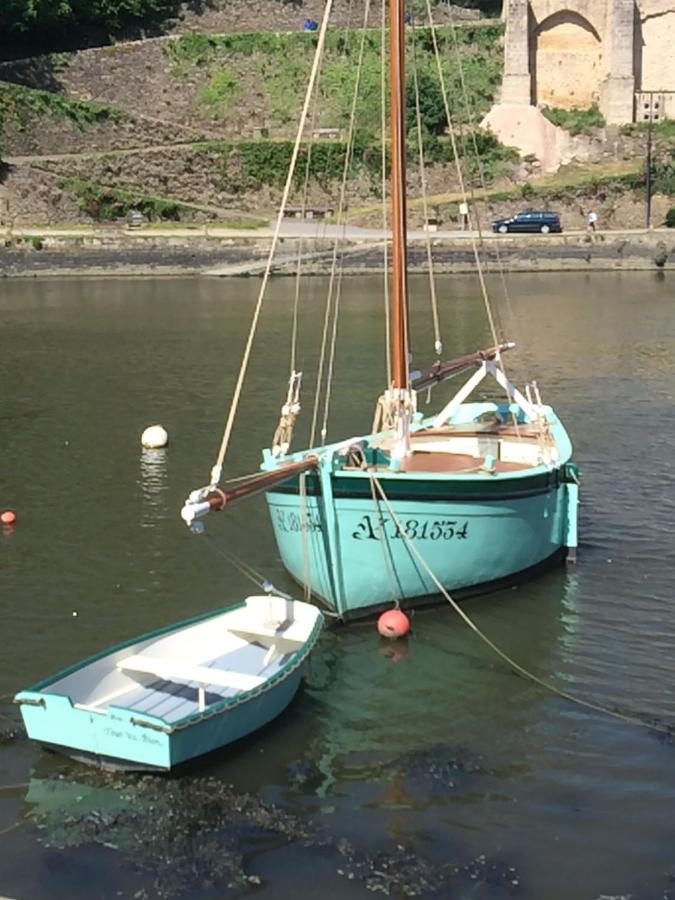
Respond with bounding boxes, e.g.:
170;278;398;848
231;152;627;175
0;510;16;525
377;608;410;639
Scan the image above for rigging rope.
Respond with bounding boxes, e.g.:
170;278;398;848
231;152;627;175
208;0;335;486
439;8;530;438
381;0;392;385
299;471;313;603
423;0;501;354
202;534;271;591
200;532;340;617
290;90;321;377
311;0;373;446
445;3;515;342
422;1;530;444
410;15;443;358
368;471;403;605
369;473;675;740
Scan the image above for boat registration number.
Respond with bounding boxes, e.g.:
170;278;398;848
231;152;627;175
352;514;468;542
274;509;323;533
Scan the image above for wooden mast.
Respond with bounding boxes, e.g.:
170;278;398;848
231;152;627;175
389;0;409;391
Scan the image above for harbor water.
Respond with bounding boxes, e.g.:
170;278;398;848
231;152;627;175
1;271;674;899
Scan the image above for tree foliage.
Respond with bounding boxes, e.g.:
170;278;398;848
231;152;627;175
0;0;180;56
406;71;446;136
540;103;605;135
443;0;502;14
1;0;502;57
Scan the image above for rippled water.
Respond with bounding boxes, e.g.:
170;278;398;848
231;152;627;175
1;272;674;899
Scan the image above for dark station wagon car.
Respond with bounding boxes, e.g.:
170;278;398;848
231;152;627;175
491;210;562;234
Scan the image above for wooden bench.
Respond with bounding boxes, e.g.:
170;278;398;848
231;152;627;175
118;654;264;700
312;127;341;139
229;621;308;646
283;206;334;220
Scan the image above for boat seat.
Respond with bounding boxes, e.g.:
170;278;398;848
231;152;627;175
228;622;305;644
117;655;265;692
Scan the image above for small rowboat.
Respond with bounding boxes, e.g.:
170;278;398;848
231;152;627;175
15;595;323;772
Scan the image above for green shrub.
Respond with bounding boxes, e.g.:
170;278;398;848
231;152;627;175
0;82;122;130
63;178;185;221
620;117;675;139
200;68;238;118
541;104;605;135
200;129;514;195
666;206;675;228
652;150;675;195
166;24;504;135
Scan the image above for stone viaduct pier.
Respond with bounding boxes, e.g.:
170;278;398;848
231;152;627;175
485;0;675;168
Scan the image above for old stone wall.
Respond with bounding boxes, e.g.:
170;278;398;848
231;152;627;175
639;3;675;91
499;0;675;124
529;0;606;33
1;230;672;278
535;13;605;108
530;0;609;112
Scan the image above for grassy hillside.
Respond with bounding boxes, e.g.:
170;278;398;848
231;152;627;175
2;21;673;229
163;24;503;135
0;24;519;224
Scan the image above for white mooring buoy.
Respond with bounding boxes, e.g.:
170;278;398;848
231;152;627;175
141;424;169;449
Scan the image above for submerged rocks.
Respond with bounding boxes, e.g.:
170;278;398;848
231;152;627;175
29;771;314;897
336;843;522;897
27;763;523;899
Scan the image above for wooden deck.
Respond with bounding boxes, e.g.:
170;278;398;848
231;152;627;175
398;452;531;474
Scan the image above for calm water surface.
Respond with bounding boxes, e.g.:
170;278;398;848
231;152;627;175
1;272;674;899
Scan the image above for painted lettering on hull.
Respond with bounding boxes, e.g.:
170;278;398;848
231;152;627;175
274;509;322;533
352;514;468;542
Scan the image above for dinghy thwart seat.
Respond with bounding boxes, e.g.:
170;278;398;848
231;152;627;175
117;655;265;692
118;655;266;711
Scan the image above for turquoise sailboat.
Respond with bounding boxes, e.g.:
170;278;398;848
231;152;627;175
181;0;580;620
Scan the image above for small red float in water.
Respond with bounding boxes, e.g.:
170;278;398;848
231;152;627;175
0;510;17;525
377;608;410;639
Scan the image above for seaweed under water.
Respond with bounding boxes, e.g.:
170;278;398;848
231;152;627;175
24;764;524;899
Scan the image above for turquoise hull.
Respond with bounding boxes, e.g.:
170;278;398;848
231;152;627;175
16;604;322;771
263;403;579;619
17;673;304;771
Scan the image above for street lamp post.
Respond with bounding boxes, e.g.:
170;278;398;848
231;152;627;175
645;90;654;229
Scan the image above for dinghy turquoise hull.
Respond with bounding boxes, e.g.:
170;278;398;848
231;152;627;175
15;597;323;771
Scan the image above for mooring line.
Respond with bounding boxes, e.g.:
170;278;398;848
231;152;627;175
198;532;340;619
370;474;675;740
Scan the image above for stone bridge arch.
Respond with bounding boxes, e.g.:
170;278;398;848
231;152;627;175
499;0;636;125
529;0;606;37
533;9;605;108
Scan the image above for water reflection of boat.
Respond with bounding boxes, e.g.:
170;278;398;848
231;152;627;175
303;574;574;797
15;596;322;772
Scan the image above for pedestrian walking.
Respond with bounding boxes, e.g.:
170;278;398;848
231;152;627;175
587;210;598;232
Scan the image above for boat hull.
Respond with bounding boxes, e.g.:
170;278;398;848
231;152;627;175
266;468;576;619
17;668;305;772
16;598;324;772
